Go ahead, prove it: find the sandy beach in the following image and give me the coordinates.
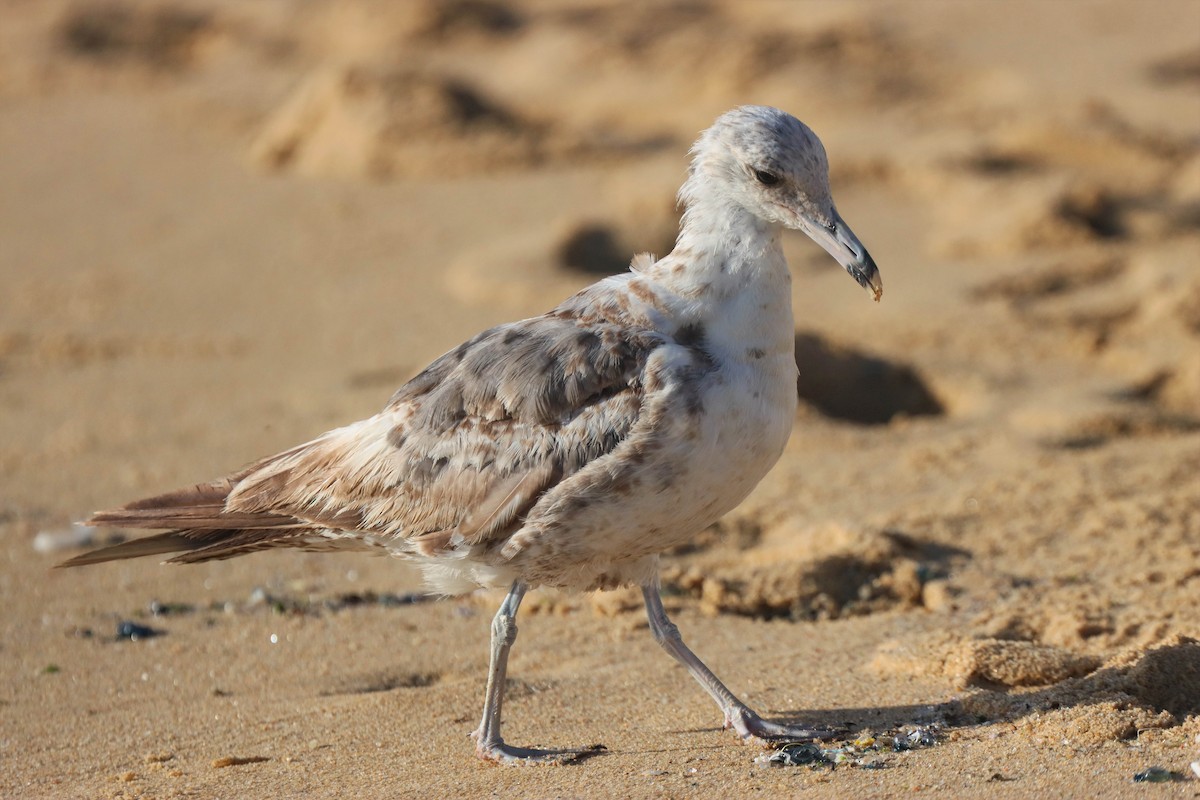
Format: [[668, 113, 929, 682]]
[[2, 1, 1199, 797]]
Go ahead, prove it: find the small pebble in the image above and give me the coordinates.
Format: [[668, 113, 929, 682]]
[[921, 579, 953, 611], [1190, 761, 1200, 779], [1132, 766, 1176, 783], [894, 726, 939, 751], [32, 525, 96, 554], [116, 621, 162, 641], [212, 756, 269, 768], [380, 591, 434, 606], [149, 600, 194, 616], [246, 587, 271, 608], [763, 742, 824, 767]]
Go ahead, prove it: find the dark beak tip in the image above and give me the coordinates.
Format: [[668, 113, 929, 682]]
[[847, 261, 882, 303]]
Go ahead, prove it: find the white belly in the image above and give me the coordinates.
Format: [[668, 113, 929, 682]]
[[641, 350, 798, 546], [498, 346, 797, 591]]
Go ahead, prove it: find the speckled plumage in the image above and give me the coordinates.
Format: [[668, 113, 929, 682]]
[[62, 106, 882, 763]]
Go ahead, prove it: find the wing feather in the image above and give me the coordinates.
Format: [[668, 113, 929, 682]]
[[63, 304, 664, 567]]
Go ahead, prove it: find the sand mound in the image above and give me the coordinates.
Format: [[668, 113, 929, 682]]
[[245, 1, 939, 185], [407, 0, 526, 42], [1122, 637, 1200, 718], [57, 2, 214, 71], [1148, 46, 1200, 87], [251, 66, 552, 179], [561, 5, 930, 100], [1147, 357, 1200, 416], [969, 698, 1176, 746], [962, 637, 1200, 743], [875, 636, 1198, 743], [972, 258, 1125, 308], [871, 635, 1100, 689], [663, 526, 961, 620], [919, 110, 1198, 259], [250, 64, 668, 179], [945, 640, 1101, 688]]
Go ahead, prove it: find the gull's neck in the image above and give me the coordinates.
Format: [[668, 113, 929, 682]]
[[638, 174, 795, 357], [648, 176, 789, 301]]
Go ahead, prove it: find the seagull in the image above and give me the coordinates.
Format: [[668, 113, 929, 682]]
[[60, 105, 881, 764]]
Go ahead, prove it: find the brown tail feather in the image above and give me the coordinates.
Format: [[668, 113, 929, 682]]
[[62, 469, 313, 568], [87, 506, 306, 530], [163, 530, 318, 564], [119, 478, 242, 511], [57, 527, 327, 567], [56, 529, 233, 567], [86, 459, 319, 532]]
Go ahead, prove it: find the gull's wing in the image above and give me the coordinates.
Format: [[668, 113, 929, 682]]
[[60, 303, 672, 567]]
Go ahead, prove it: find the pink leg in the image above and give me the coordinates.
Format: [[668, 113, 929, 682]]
[[642, 580, 838, 741], [472, 582, 601, 764]]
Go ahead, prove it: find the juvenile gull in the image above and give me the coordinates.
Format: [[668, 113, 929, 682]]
[[61, 105, 882, 764]]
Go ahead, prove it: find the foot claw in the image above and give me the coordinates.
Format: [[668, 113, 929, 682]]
[[747, 724, 843, 743], [731, 712, 843, 743], [476, 741, 606, 766]]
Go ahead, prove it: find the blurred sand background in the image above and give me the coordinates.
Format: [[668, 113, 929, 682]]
[[2, 0, 1199, 797]]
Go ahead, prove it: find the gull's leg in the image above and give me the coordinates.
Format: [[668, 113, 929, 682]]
[[472, 582, 596, 764], [642, 579, 838, 742]]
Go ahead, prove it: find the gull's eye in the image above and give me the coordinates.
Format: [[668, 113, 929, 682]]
[[753, 169, 780, 186]]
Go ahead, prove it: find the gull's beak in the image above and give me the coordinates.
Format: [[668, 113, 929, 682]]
[[799, 210, 883, 302]]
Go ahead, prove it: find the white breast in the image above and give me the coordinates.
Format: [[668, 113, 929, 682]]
[[492, 252, 798, 590]]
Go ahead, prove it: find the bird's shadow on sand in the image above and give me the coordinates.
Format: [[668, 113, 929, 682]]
[[654, 701, 958, 745], [764, 701, 962, 736]]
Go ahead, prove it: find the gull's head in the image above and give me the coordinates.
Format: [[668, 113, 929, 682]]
[[684, 105, 882, 301]]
